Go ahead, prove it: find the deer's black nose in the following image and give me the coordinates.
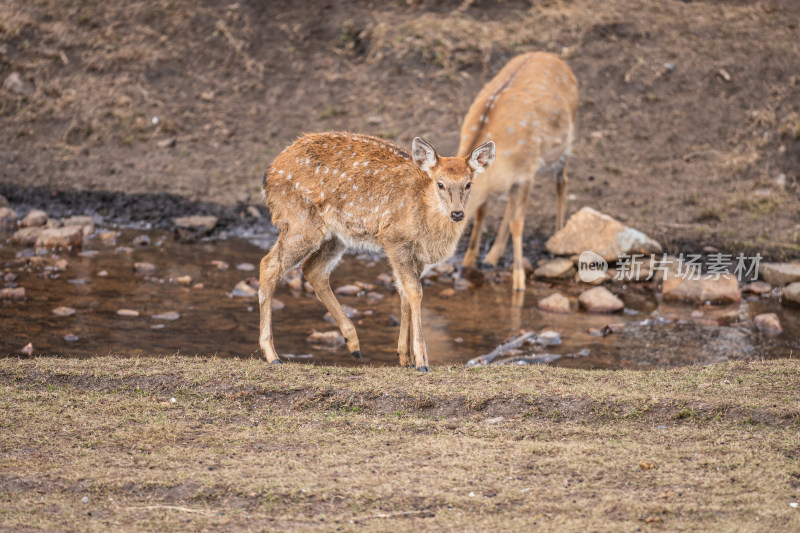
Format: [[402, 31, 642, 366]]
[[450, 210, 464, 221]]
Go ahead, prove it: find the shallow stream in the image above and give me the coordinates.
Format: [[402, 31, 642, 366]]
[[2, 228, 798, 369]]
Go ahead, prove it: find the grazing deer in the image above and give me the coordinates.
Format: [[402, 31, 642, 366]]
[[459, 52, 579, 291], [259, 132, 495, 371]]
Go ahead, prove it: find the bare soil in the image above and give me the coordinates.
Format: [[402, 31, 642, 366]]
[[1, 0, 799, 258], [1, 356, 799, 531]]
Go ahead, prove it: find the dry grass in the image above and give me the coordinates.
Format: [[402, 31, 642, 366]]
[[1, 356, 799, 531]]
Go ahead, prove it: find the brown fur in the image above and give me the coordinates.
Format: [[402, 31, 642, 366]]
[[458, 52, 579, 291], [258, 132, 494, 370]]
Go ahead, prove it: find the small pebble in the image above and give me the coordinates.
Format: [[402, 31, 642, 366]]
[[132, 235, 151, 247], [97, 270, 108, 277], [1, 287, 26, 301], [306, 330, 345, 349], [52, 306, 76, 317], [211, 260, 229, 270], [232, 281, 257, 298], [754, 313, 782, 336], [174, 275, 192, 286], [134, 262, 156, 274], [117, 309, 139, 317], [153, 311, 180, 321], [20, 342, 33, 355], [334, 284, 361, 296], [236, 263, 256, 271], [743, 281, 772, 294], [63, 333, 79, 342], [98, 231, 119, 242], [537, 330, 562, 346]]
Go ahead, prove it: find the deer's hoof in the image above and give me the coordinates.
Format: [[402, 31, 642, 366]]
[[351, 350, 363, 361], [417, 366, 430, 373], [270, 359, 283, 365]]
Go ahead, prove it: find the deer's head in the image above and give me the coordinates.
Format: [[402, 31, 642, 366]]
[[412, 137, 495, 222]]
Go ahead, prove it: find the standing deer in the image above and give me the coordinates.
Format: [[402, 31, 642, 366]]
[[259, 132, 495, 371], [459, 52, 579, 291]]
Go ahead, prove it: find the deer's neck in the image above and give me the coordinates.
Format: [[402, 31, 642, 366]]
[[417, 191, 466, 265]]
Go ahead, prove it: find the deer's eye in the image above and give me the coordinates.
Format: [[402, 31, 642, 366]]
[[465, 182, 471, 190], [437, 182, 444, 190]]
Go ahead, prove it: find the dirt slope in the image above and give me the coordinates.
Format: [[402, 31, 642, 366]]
[[1, 0, 799, 258]]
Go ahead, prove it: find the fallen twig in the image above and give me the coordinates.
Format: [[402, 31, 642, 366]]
[[466, 330, 537, 366]]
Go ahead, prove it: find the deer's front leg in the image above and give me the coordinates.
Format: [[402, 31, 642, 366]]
[[397, 273, 427, 372], [396, 290, 413, 367], [386, 248, 427, 371]]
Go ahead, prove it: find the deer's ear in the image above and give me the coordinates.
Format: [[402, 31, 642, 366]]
[[412, 137, 439, 173], [468, 141, 495, 173]]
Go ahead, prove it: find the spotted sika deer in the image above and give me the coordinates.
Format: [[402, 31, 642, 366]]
[[459, 52, 579, 290], [259, 133, 495, 371]]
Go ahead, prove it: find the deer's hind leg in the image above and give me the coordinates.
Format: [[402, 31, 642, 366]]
[[462, 202, 487, 268], [509, 180, 533, 291], [483, 193, 514, 267], [302, 237, 363, 360], [554, 154, 569, 232], [259, 224, 324, 364]]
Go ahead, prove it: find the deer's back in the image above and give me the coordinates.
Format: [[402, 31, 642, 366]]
[[460, 53, 578, 202], [264, 132, 428, 250]]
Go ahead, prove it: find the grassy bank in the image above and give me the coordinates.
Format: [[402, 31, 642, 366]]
[[1, 357, 799, 531]]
